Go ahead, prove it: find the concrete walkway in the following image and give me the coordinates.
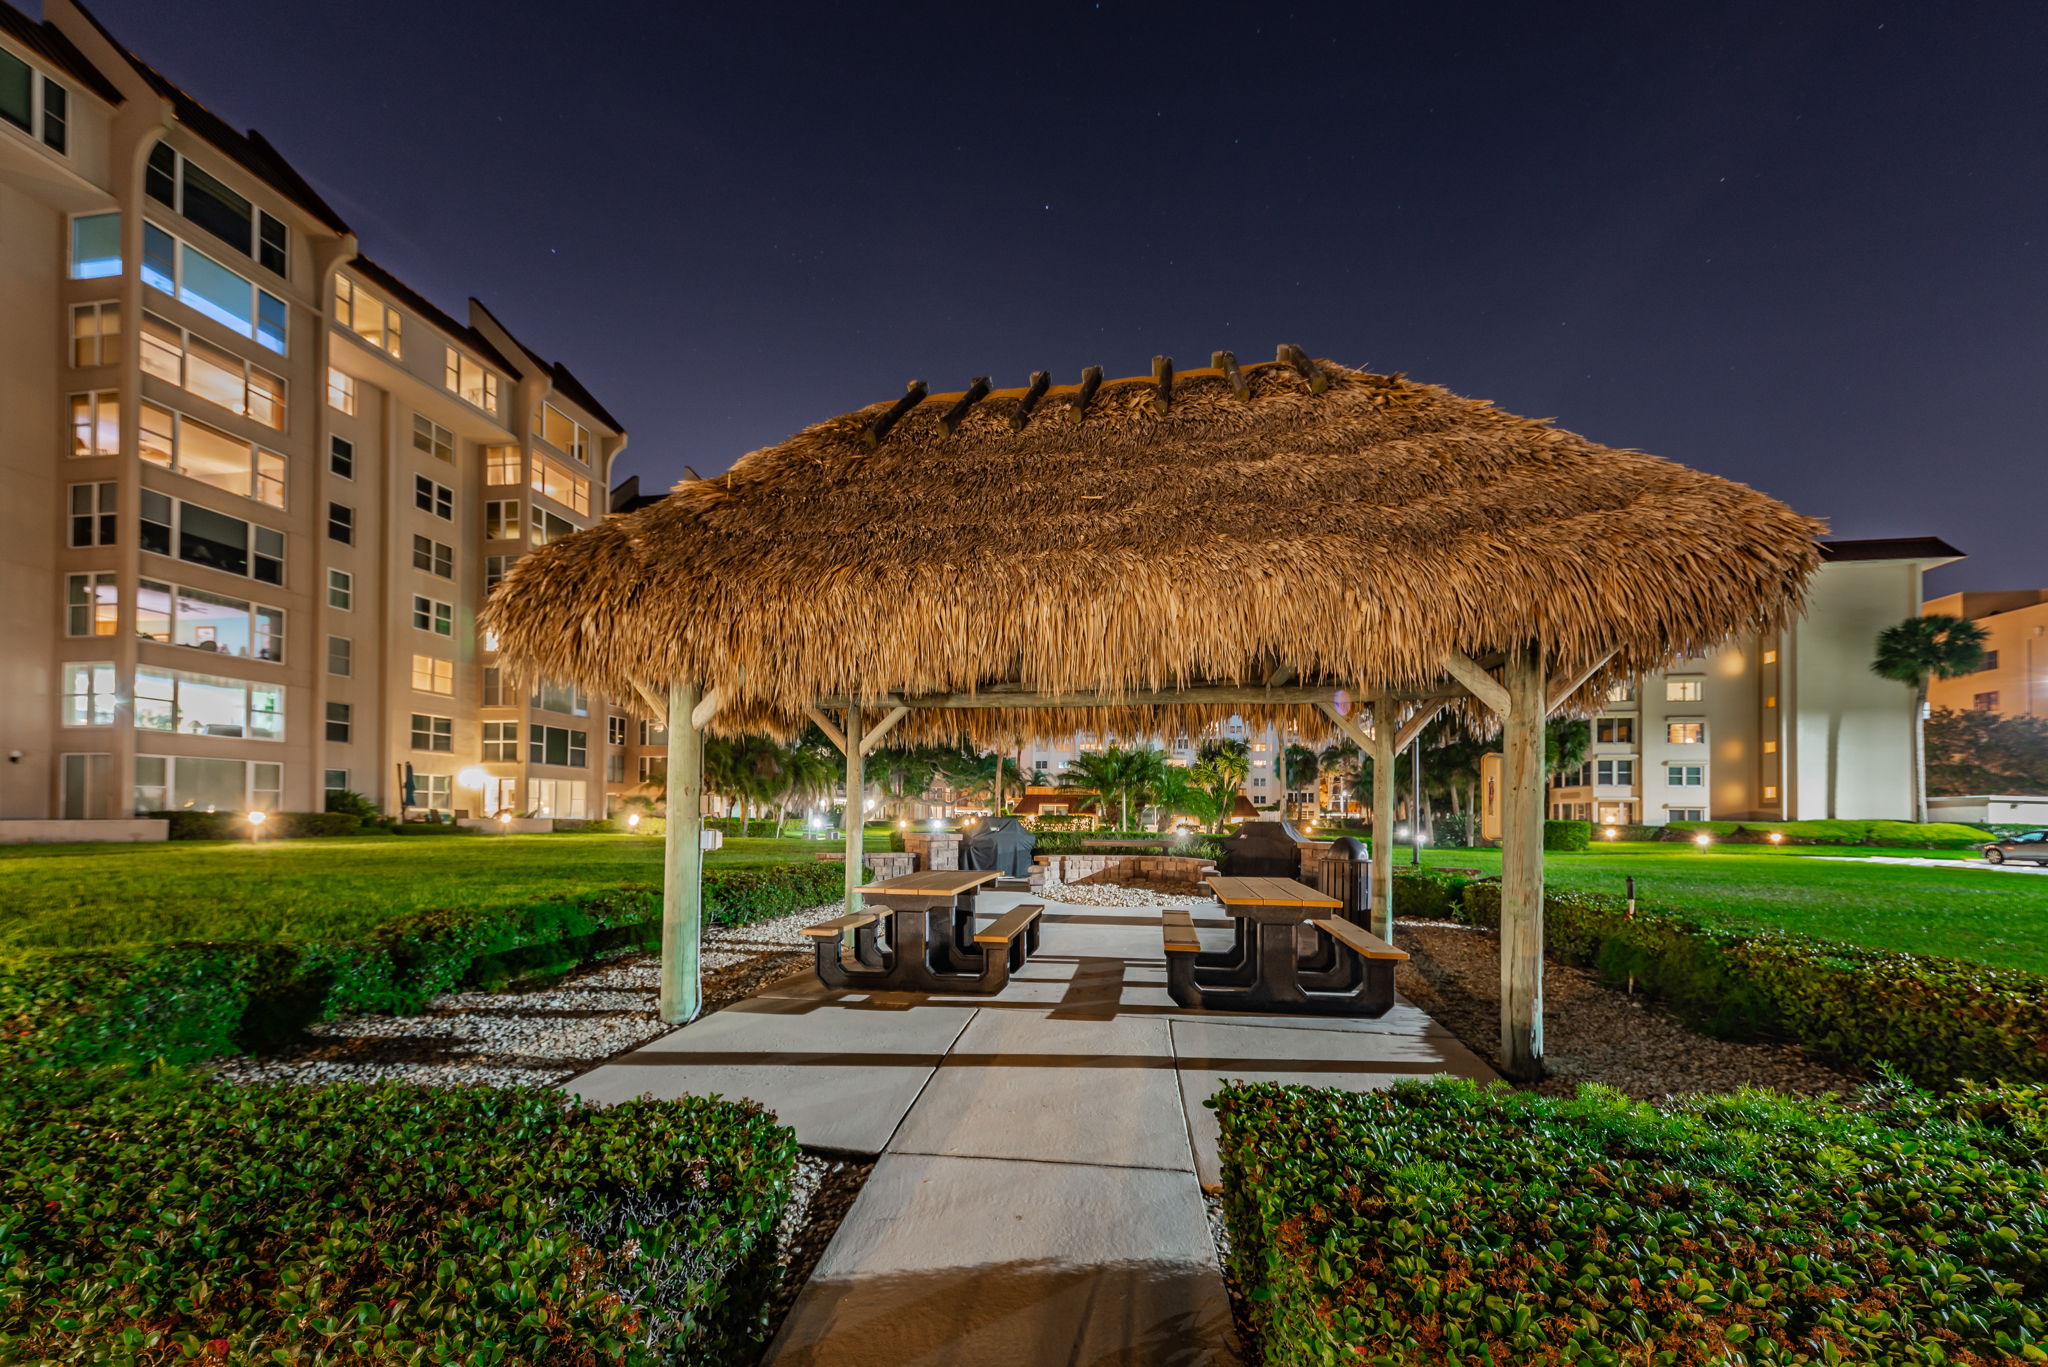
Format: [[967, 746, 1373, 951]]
[[570, 891, 1495, 1366]]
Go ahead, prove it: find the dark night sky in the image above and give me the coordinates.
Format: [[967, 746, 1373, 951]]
[[82, 0, 2048, 592]]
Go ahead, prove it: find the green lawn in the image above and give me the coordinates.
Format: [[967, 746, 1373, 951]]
[[1414, 842, 2048, 974], [0, 831, 885, 957]]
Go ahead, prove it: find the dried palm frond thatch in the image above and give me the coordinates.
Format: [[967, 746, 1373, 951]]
[[484, 354, 1824, 741]]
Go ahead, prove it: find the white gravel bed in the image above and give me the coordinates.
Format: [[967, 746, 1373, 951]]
[[1039, 880, 1205, 907], [1811, 855, 2048, 873], [217, 904, 840, 1090]]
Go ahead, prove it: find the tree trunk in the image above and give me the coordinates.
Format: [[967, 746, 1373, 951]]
[[1913, 679, 1929, 825], [774, 784, 791, 839]]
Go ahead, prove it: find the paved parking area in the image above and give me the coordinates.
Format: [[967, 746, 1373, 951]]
[[570, 892, 1494, 1366]]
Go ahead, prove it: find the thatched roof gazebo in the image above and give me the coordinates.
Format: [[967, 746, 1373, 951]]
[[486, 347, 1823, 1080]]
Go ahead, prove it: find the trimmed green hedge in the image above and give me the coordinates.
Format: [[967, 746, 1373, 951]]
[[1544, 818, 1592, 851], [1461, 882, 2048, 1083], [1391, 868, 1469, 921], [1212, 1076, 2048, 1367], [0, 1073, 800, 1364], [150, 809, 366, 840], [0, 862, 849, 1072], [1668, 818, 1993, 849]]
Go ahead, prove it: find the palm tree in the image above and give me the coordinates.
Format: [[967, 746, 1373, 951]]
[[1194, 738, 1251, 833], [1155, 761, 1229, 831], [1873, 614, 1988, 823], [1317, 737, 1361, 816], [770, 734, 838, 837], [1282, 743, 1321, 819]]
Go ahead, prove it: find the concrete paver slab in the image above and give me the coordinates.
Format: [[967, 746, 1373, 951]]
[[887, 1011, 1192, 1170], [1170, 1016, 1497, 1187], [567, 995, 976, 1154], [763, 1152, 1238, 1367]]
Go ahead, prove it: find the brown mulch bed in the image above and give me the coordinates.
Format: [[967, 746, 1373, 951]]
[[1393, 920, 1861, 1099]]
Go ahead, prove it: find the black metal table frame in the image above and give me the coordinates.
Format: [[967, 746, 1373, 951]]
[[814, 889, 1019, 993], [1170, 905, 1394, 1016]]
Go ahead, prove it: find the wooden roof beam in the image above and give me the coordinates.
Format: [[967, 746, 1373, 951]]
[[861, 379, 928, 450], [1276, 343, 1329, 394], [1068, 365, 1103, 422], [936, 377, 992, 437], [1212, 350, 1250, 400], [1010, 370, 1052, 431], [1151, 355, 1174, 415]]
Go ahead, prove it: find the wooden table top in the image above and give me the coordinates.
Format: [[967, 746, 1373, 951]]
[[1206, 875, 1341, 910], [860, 868, 1002, 898]]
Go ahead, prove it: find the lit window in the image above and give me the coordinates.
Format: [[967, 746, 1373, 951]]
[[444, 350, 499, 413], [1665, 679, 1703, 702], [69, 391, 120, 458], [1594, 717, 1635, 744], [529, 506, 574, 545], [132, 579, 284, 662], [142, 220, 288, 353], [328, 368, 358, 415], [1762, 740, 1777, 754], [410, 713, 453, 753], [530, 452, 589, 514], [327, 569, 353, 610], [607, 715, 627, 746], [140, 314, 287, 429], [1762, 649, 1778, 665], [536, 401, 588, 460], [132, 665, 284, 739], [1762, 785, 1779, 801], [412, 415, 453, 463], [333, 275, 401, 356], [65, 574, 119, 637], [61, 662, 118, 726], [137, 401, 287, 507], [485, 446, 520, 484], [411, 654, 453, 695], [1667, 722, 1704, 745], [71, 302, 120, 366], [69, 213, 120, 279], [1974, 692, 2000, 712]]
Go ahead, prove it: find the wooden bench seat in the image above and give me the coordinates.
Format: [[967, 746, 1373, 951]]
[[1162, 906, 1203, 954], [1307, 916, 1409, 961], [799, 911, 878, 937], [974, 902, 1044, 969]]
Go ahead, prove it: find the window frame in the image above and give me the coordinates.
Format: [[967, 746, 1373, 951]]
[[65, 572, 120, 638], [414, 475, 453, 520], [411, 594, 454, 636], [133, 576, 286, 664], [141, 218, 288, 354], [2, 50, 69, 152], [60, 661, 118, 726], [409, 712, 454, 753], [145, 141, 289, 277], [327, 367, 358, 415], [332, 275, 402, 357], [138, 399, 287, 508], [138, 490, 285, 586], [70, 301, 121, 366]]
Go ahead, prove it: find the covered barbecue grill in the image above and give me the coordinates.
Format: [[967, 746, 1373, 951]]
[[962, 815, 1036, 876], [1220, 819, 1315, 878]]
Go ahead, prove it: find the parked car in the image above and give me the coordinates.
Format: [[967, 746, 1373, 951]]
[[1982, 830, 2048, 864]]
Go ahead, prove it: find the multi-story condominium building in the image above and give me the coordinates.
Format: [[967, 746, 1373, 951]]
[[1541, 537, 1961, 828], [1923, 589, 2048, 722], [0, 0, 626, 828]]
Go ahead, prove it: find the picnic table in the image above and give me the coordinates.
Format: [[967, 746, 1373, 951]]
[[802, 869, 1043, 994], [1163, 875, 1406, 1016]]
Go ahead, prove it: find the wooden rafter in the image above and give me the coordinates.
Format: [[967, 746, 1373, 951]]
[[1010, 370, 1052, 431]]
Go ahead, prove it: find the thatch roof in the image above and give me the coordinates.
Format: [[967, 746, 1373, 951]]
[[485, 352, 1824, 744]]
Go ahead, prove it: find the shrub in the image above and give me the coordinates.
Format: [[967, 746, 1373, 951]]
[[1390, 867, 1470, 921], [1460, 881, 2048, 1083], [324, 787, 384, 821], [1670, 818, 1994, 848], [1543, 818, 1591, 851], [1212, 1076, 2048, 1367], [150, 810, 362, 840], [0, 1074, 800, 1365], [1430, 812, 1473, 848], [388, 820, 478, 835], [0, 862, 850, 1071]]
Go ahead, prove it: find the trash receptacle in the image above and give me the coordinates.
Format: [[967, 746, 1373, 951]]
[[1319, 836, 1371, 921]]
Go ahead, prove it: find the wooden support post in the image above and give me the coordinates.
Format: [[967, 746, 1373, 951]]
[[1370, 693, 1397, 941], [1499, 642, 1547, 1082], [843, 704, 865, 914], [660, 679, 704, 1025], [1010, 371, 1052, 431]]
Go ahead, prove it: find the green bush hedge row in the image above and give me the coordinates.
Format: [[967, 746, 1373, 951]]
[[1212, 1076, 2048, 1367], [0, 862, 848, 1072], [150, 809, 369, 840], [1544, 818, 1592, 851], [1667, 818, 1993, 849], [1460, 881, 2048, 1084], [0, 1073, 800, 1365]]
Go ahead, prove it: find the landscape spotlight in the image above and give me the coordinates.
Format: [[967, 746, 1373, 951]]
[[1693, 833, 1712, 848], [497, 811, 512, 830], [899, 818, 908, 829], [1768, 831, 1785, 844], [626, 812, 641, 830], [247, 809, 266, 843], [1603, 826, 1620, 840]]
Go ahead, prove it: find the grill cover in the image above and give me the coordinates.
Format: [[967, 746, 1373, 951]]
[[962, 816, 1036, 876], [1220, 819, 1314, 878]]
